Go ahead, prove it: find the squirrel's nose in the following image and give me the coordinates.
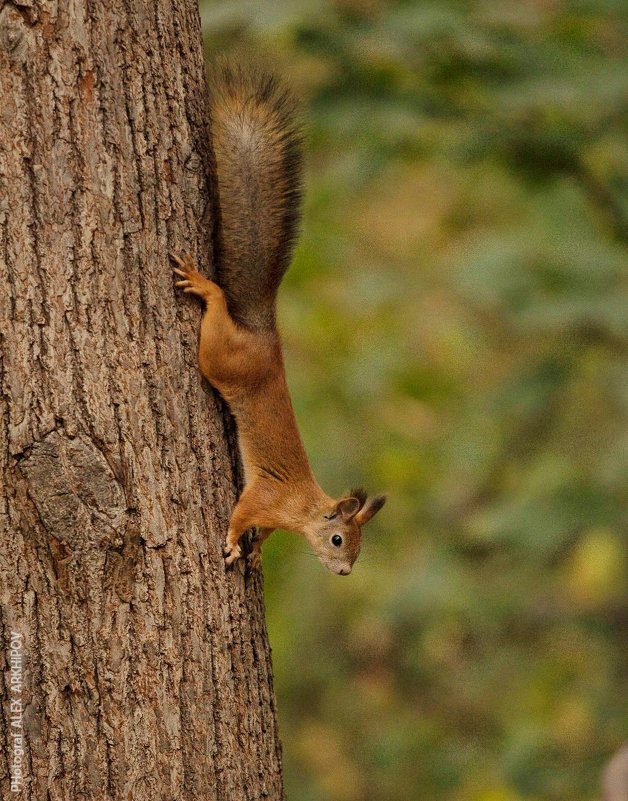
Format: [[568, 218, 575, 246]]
[[338, 567, 351, 576]]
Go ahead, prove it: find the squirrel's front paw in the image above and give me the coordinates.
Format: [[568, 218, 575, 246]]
[[223, 542, 242, 567]]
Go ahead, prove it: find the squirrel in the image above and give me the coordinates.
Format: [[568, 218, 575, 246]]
[[171, 63, 386, 575]]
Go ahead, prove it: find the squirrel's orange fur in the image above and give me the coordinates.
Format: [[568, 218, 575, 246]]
[[172, 65, 385, 574]]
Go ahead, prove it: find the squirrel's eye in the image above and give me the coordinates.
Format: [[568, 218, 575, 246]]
[[331, 534, 343, 547]]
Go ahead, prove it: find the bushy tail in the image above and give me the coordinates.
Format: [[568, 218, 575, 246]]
[[209, 63, 303, 331]]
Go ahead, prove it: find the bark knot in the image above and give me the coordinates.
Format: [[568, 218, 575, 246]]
[[0, 4, 34, 64], [18, 429, 126, 549]]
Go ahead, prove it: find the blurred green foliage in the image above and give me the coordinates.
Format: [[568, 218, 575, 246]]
[[200, 1, 627, 799]]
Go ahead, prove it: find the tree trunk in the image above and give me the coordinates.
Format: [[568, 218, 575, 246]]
[[0, 2, 284, 799]]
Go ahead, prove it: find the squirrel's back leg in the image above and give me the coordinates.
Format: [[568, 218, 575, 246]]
[[171, 253, 243, 382]]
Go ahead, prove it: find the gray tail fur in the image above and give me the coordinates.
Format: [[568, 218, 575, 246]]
[[209, 63, 303, 330]]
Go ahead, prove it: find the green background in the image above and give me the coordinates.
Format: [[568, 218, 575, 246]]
[[200, 2, 627, 799]]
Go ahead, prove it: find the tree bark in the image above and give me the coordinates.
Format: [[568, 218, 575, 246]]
[[0, 2, 284, 799]]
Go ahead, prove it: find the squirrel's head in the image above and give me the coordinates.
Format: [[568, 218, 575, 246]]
[[306, 489, 386, 576]]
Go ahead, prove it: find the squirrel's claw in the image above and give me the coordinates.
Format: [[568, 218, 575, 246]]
[[169, 252, 195, 271], [172, 260, 219, 301], [223, 542, 242, 567]]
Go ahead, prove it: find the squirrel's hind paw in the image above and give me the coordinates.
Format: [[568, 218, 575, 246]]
[[169, 252, 195, 272], [171, 259, 218, 301]]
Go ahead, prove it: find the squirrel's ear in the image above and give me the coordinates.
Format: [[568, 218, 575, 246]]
[[332, 497, 361, 521], [355, 494, 386, 526]]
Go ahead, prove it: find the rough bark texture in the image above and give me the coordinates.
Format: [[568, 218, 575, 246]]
[[0, 1, 284, 799]]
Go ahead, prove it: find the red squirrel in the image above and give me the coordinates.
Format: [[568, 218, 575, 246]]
[[172, 64, 385, 575]]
